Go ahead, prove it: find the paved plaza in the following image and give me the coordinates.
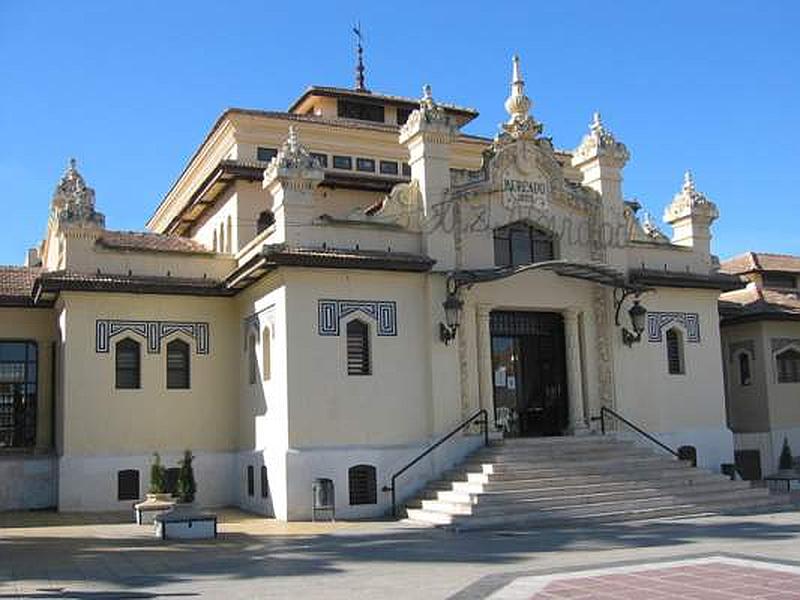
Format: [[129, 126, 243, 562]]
[[2, 508, 800, 599]]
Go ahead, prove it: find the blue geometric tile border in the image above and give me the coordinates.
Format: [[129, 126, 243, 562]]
[[318, 299, 397, 336]]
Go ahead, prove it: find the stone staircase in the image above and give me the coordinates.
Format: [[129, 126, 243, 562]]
[[403, 435, 789, 530]]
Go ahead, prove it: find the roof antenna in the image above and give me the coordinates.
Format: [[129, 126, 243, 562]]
[[353, 22, 368, 92]]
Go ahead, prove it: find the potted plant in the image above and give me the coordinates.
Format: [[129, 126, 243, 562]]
[[779, 437, 794, 472], [175, 450, 197, 504], [134, 452, 175, 524]]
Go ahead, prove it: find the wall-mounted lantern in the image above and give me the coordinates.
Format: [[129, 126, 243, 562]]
[[440, 277, 464, 345], [614, 285, 649, 348], [621, 299, 647, 347]]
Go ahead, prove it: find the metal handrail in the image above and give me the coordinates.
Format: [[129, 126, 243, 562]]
[[594, 405, 680, 459], [383, 408, 489, 517]]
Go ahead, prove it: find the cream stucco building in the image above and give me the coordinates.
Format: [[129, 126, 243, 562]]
[[0, 57, 745, 519]]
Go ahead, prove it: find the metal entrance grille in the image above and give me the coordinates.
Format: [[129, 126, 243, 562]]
[[490, 311, 562, 336]]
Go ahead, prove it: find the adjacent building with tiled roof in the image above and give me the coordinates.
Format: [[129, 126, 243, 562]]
[[719, 252, 800, 480]]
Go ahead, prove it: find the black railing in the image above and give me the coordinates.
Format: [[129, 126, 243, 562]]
[[383, 408, 489, 518], [593, 405, 680, 459]]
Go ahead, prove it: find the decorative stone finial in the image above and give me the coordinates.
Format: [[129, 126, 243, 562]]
[[497, 55, 542, 142], [263, 126, 324, 189], [664, 170, 718, 224], [641, 210, 668, 241], [50, 158, 105, 228], [573, 111, 629, 167]]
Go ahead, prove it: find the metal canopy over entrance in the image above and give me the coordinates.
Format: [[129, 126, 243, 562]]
[[452, 260, 628, 289]]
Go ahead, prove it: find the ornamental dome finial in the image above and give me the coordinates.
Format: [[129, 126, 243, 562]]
[[504, 54, 532, 123], [683, 170, 695, 191], [50, 157, 105, 228]]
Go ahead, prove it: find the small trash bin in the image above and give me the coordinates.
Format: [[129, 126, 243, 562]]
[[312, 478, 335, 522], [677, 445, 697, 467]]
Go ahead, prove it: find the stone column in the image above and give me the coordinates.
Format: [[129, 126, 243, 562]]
[[564, 308, 588, 434], [476, 304, 493, 414]]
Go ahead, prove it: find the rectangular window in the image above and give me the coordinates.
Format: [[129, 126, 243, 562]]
[[0, 341, 37, 449], [256, 147, 278, 162], [247, 465, 254, 497], [666, 329, 685, 375], [310, 152, 328, 168], [164, 467, 180, 495], [396, 107, 413, 125], [337, 100, 385, 123], [117, 469, 140, 501], [356, 158, 375, 173], [763, 273, 796, 289], [333, 155, 353, 170], [379, 160, 399, 175], [401, 163, 411, 177]]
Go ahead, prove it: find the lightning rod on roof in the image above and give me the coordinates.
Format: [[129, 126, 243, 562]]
[[353, 22, 368, 92]]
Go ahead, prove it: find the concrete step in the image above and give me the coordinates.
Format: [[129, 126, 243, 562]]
[[406, 493, 787, 530], [467, 458, 692, 480], [437, 478, 752, 506], [421, 486, 772, 517], [467, 448, 657, 465]]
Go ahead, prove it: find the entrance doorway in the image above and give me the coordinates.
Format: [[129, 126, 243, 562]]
[[490, 311, 568, 437]]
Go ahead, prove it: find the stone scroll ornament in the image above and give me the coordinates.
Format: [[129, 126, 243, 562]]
[[317, 300, 397, 337], [96, 320, 209, 354], [646, 312, 700, 343]]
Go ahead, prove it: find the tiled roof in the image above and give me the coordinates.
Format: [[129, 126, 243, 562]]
[[0, 266, 41, 305], [720, 252, 800, 275], [97, 231, 212, 255], [719, 284, 800, 323], [34, 270, 231, 300]]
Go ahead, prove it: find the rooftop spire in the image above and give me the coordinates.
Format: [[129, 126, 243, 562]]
[[353, 23, 367, 92], [504, 54, 532, 124]]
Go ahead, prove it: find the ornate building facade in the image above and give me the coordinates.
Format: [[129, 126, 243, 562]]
[[0, 57, 741, 518]]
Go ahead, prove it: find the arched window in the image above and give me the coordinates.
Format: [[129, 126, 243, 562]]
[[246, 465, 254, 497], [260, 466, 269, 498], [226, 215, 232, 253], [166, 339, 190, 389], [666, 328, 685, 375], [257, 211, 275, 234], [248, 333, 258, 385], [212, 230, 218, 252], [219, 223, 226, 255], [348, 464, 377, 505], [262, 327, 271, 381], [738, 352, 752, 386], [777, 348, 800, 383], [493, 222, 554, 267], [115, 338, 141, 389], [346, 319, 371, 376]]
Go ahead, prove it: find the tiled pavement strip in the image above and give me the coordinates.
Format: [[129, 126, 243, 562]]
[[2, 507, 800, 598]]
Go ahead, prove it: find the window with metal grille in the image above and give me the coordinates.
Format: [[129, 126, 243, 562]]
[[115, 338, 141, 389], [164, 467, 180, 495], [260, 466, 269, 498], [333, 155, 353, 170], [738, 352, 752, 386], [248, 333, 258, 385], [346, 320, 371, 376], [117, 469, 140, 501], [493, 222, 555, 267], [348, 464, 377, 505], [166, 339, 190, 389], [777, 348, 800, 383], [666, 328, 685, 375], [247, 465, 254, 497], [0, 341, 37, 449]]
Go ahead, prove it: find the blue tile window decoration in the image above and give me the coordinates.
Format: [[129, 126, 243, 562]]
[[318, 300, 397, 337], [96, 320, 210, 354], [646, 312, 700, 344]]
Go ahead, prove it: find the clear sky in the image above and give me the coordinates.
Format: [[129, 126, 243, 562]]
[[1, 1, 798, 265]]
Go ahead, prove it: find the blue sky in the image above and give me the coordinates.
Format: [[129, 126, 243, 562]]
[[1, 1, 798, 265]]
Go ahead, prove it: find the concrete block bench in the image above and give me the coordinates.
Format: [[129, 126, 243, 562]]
[[154, 504, 217, 540]]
